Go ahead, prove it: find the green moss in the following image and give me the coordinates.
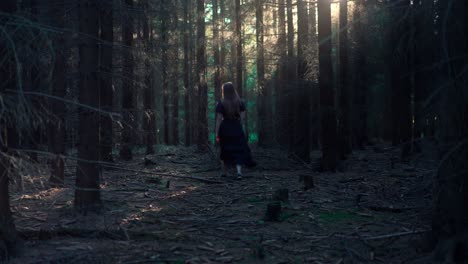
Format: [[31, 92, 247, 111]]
[[249, 132, 258, 144]]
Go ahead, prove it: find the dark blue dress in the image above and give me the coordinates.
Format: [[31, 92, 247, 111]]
[[216, 100, 250, 165]]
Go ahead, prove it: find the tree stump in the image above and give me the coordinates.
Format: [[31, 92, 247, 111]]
[[264, 201, 281, 221], [301, 175, 314, 190]]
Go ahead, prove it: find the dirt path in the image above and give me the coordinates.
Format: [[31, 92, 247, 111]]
[[8, 144, 437, 263]]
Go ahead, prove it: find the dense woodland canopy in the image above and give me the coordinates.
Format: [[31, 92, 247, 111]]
[[0, 0, 467, 262]]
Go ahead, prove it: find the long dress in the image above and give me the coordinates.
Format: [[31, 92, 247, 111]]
[[216, 100, 250, 165]]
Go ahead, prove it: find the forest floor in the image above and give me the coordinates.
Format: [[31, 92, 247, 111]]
[[7, 142, 439, 264]]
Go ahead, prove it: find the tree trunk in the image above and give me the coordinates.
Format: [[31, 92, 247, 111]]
[[390, 0, 411, 158], [229, 1, 236, 82], [190, 2, 198, 145], [352, 0, 368, 150], [161, 0, 170, 145], [99, 0, 114, 162], [275, 0, 287, 146], [382, 17, 393, 143], [25, 0, 40, 162], [337, 0, 351, 158], [213, 0, 222, 144], [171, 0, 180, 145], [48, 0, 67, 186], [119, 0, 134, 160], [0, 1, 21, 259], [213, 0, 222, 102], [235, 0, 243, 97], [292, 0, 310, 161], [143, 0, 155, 154], [75, 0, 101, 210], [183, 0, 191, 146], [286, 0, 294, 58], [429, 1, 468, 261], [256, 0, 269, 147], [309, 2, 320, 150], [431, 0, 468, 225], [272, 0, 277, 35], [196, 0, 208, 150], [220, 0, 226, 78], [413, 0, 435, 142], [243, 52, 249, 140], [286, 0, 296, 152], [318, 0, 337, 171], [0, 152, 20, 260]]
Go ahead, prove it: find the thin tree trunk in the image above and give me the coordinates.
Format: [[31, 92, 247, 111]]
[[190, 2, 198, 145], [292, 0, 310, 161], [390, 0, 411, 158], [29, 0, 40, 162], [235, 0, 243, 97], [48, 0, 67, 186], [0, 1, 21, 259], [318, 0, 338, 171], [0, 130, 20, 258], [183, 0, 191, 146], [171, 0, 180, 145], [272, 0, 277, 35], [119, 0, 134, 160], [286, 0, 296, 152], [143, 0, 155, 154], [161, 0, 170, 145], [338, 0, 351, 158], [75, 0, 101, 210], [243, 51, 249, 140], [276, 0, 287, 146], [413, 0, 433, 143], [278, 0, 286, 65], [309, 2, 320, 150], [220, 0, 226, 78], [286, 0, 294, 57], [382, 14, 393, 142], [256, 0, 267, 147], [213, 0, 222, 143], [99, 0, 114, 161], [229, 1, 236, 82], [0, 150, 20, 260], [197, 0, 208, 150], [353, 1, 368, 150], [213, 0, 222, 102]]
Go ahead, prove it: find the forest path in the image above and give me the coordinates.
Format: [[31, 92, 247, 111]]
[[9, 144, 437, 263]]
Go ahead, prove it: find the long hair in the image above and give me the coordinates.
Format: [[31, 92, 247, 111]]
[[221, 82, 241, 119]]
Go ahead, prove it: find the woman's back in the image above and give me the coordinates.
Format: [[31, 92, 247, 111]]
[[216, 100, 245, 120]]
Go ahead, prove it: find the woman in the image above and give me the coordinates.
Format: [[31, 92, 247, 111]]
[[215, 82, 249, 179]]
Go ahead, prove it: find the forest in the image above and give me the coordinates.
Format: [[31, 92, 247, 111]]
[[0, 0, 467, 263]]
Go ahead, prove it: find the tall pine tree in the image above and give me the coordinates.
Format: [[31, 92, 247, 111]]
[[318, 0, 338, 171], [75, 0, 101, 210]]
